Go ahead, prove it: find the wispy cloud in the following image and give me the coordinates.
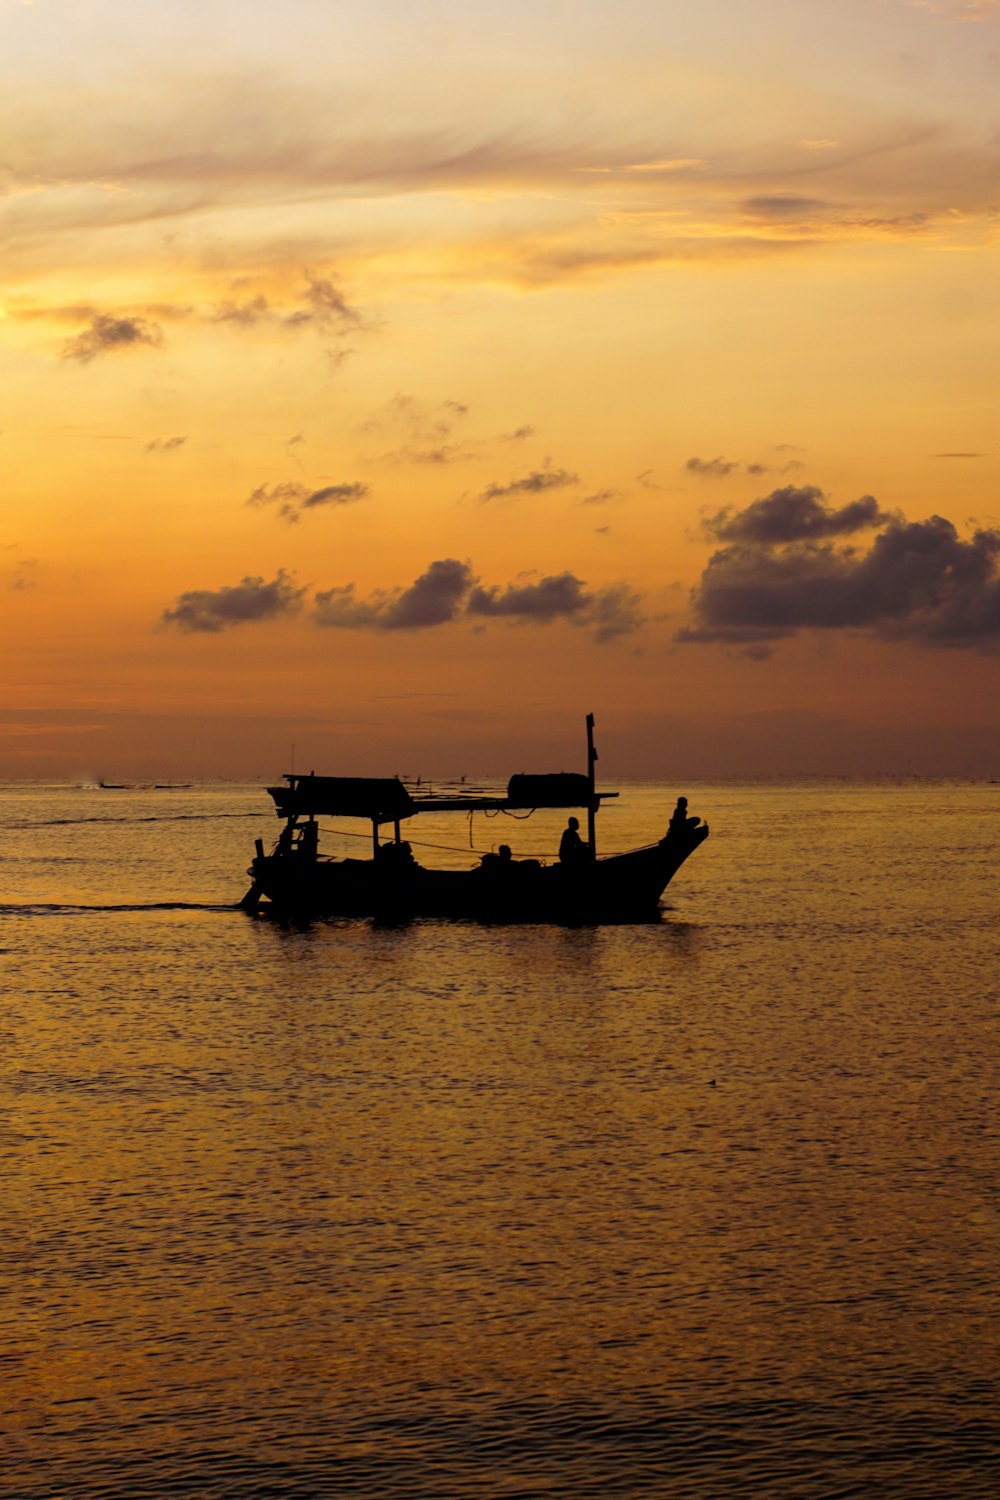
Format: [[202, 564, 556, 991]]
[[906, 1, 1000, 19], [62, 313, 164, 362], [247, 479, 370, 524], [479, 463, 579, 502], [686, 455, 798, 481], [359, 395, 476, 465]]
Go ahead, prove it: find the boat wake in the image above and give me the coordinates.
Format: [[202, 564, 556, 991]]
[[0, 901, 242, 916], [15, 811, 262, 830]]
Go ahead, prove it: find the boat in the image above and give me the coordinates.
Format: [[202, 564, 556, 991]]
[[240, 715, 709, 923]]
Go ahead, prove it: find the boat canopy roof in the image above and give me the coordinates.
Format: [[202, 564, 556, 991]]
[[268, 768, 616, 822], [268, 775, 416, 822], [505, 773, 592, 808]]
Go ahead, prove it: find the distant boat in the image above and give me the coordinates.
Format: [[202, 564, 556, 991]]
[[240, 716, 709, 923], [154, 782, 192, 790]]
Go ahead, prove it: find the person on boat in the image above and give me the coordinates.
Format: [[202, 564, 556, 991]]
[[559, 816, 587, 864], [667, 796, 701, 838], [479, 843, 513, 873], [377, 839, 415, 867]]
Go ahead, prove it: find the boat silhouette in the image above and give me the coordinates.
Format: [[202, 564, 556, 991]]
[[240, 716, 709, 923]]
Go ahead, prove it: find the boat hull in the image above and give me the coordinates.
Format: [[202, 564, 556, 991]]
[[247, 824, 709, 924]]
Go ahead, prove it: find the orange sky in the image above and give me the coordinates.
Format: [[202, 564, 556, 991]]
[[2, 0, 998, 778]]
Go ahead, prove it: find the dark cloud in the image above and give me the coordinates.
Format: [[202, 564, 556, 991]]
[[679, 507, 1000, 651], [479, 465, 579, 502], [161, 570, 305, 633], [62, 313, 164, 363], [503, 425, 535, 442], [704, 486, 893, 544], [302, 482, 369, 509], [468, 570, 643, 641], [579, 488, 620, 506], [385, 558, 475, 629], [468, 572, 589, 622], [586, 583, 646, 643], [315, 559, 475, 631], [146, 435, 186, 454], [247, 479, 369, 523], [315, 560, 644, 642]]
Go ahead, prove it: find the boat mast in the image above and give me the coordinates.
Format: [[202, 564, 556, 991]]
[[586, 712, 598, 858]]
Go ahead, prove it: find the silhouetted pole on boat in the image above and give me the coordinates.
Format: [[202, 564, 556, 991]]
[[586, 712, 598, 859]]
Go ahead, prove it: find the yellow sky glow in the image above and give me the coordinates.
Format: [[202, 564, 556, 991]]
[[2, 0, 998, 778]]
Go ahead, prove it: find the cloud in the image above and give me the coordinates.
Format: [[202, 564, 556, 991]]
[[146, 435, 186, 454], [740, 196, 831, 219], [704, 486, 894, 544], [161, 570, 305, 633], [247, 479, 369, 523], [468, 572, 590, 622], [315, 560, 645, 642], [384, 558, 476, 629], [62, 313, 164, 363], [906, 1, 1000, 18], [302, 482, 369, 509], [479, 464, 579, 502], [212, 294, 272, 326], [315, 558, 475, 631], [687, 456, 740, 478], [687, 456, 799, 482], [5, 55, 1000, 307], [283, 273, 360, 331], [679, 499, 1000, 651], [468, 572, 643, 642], [210, 274, 361, 334], [359, 394, 476, 465], [9, 558, 39, 592]]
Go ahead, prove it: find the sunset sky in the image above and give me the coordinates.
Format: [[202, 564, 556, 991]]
[[2, 0, 998, 779]]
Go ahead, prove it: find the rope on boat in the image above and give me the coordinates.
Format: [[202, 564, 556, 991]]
[[309, 820, 499, 859]]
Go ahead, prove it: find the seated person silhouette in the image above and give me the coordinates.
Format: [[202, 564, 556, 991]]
[[479, 843, 514, 873], [559, 816, 587, 865], [667, 796, 701, 838]]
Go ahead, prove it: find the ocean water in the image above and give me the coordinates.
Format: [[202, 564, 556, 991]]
[[2, 778, 998, 1498]]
